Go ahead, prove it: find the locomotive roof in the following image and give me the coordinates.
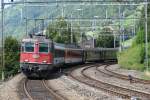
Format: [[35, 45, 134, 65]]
[[22, 35, 52, 43]]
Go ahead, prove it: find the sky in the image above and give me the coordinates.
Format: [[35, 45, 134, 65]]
[[0, 0, 12, 4], [0, 0, 21, 8], [0, 0, 13, 7]]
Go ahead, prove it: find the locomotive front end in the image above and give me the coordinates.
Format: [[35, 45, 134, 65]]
[[20, 36, 53, 78]]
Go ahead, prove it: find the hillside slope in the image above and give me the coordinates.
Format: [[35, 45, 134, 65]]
[[1, 0, 140, 39]]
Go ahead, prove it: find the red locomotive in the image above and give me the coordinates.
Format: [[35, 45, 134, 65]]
[[20, 34, 84, 78]]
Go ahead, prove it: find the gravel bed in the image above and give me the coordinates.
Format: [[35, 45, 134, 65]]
[[47, 70, 122, 100], [71, 67, 125, 100], [88, 66, 150, 94], [0, 73, 25, 100], [108, 64, 144, 79]]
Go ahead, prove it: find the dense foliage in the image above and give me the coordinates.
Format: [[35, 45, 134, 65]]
[[0, 36, 20, 79], [135, 4, 150, 44], [0, 0, 139, 38], [96, 36, 114, 48], [96, 27, 119, 48], [46, 17, 81, 44], [118, 4, 150, 71]]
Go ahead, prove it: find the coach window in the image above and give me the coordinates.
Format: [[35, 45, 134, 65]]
[[25, 42, 34, 52], [39, 43, 48, 53]]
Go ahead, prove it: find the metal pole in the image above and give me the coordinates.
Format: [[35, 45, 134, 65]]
[[113, 31, 116, 48], [24, 0, 28, 36], [41, 19, 44, 32], [76, 8, 82, 44], [133, 14, 136, 37], [1, 0, 5, 80], [119, 5, 122, 52], [93, 34, 95, 48], [62, 4, 64, 17], [106, 9, 108, 19], [20, 8, 23, 22], [25, 18, 28, 35], [92, 17, 94, 48], [122, 12, 125, 50], [93, 16, 98, 48], [71, 13, 73, 43], [145, 0, 149, 70]]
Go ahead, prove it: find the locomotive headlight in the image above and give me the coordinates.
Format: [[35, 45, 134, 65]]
[[24, 59, 29, 62], [42, 60, 47, 63]]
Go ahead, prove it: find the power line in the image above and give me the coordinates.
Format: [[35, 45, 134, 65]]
[[2, 0, 149, 6], [24, 17, 144, 21]]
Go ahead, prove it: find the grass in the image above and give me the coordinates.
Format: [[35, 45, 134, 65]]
[[118, 43, 150, 80], [122, 37, 135, 47], [118, 44, 150, 71], [118, 44, 145, 71], [140, 71, 150, 80]]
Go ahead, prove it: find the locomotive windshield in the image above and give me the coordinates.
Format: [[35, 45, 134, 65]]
[[24, 42, 34, 52], [39, 43, 48, 53]]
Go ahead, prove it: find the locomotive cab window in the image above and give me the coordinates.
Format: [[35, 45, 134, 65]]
[[24, 42, 34, 52], [39, 43, 48, 53]]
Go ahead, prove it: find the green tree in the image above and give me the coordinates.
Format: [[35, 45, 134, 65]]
[[118, 4, 150, 71], [96, 35, 114, 48], [96, 27, 118, 48], [4, 36, 20, 78], [135, 4, 150, 44], [46, 17, 78, 44]]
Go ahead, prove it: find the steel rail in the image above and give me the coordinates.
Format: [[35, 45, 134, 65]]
[[42, 80, 67, 100], [83, 65, 150, 98], [23, 79, 67, 100], [70, 64, 150, 99], [103, 65, 150, 84], [70, 64, 131, 99], [23, 79, 33, 100]]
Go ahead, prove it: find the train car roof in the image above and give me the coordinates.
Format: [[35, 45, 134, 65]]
[[84, 48, 119, 51]]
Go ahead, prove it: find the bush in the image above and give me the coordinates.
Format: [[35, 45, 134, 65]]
[[4, 36, 20, 78], [46, 17, 79, 44], [96, 35, 115, 48], [118, 4, 150, 72], [118, 44, 147, 71]]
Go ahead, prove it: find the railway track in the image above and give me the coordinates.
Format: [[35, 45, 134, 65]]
[[23, 78, 67, 100], [70, 64, 150, 100], [70, 65, 130, 99], [103, 65, 150, 84]]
